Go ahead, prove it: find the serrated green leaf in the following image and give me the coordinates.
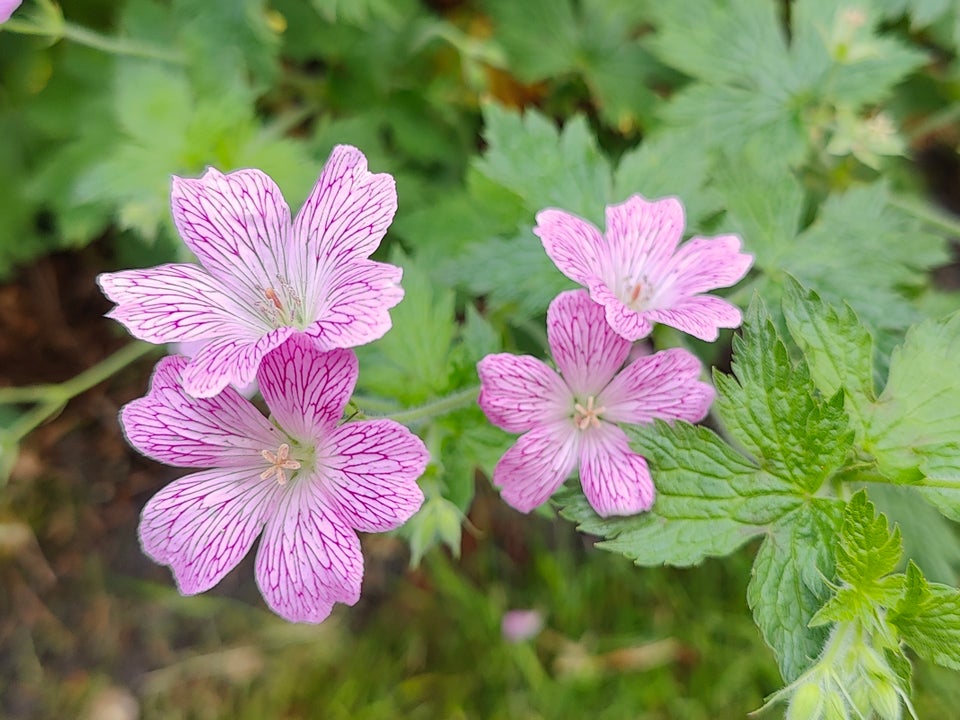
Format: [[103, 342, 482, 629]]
[[714, 299, 853, 491], [747, 499, 844, 681], [866, 313, 960, 487], [835, 492, 904, 599], [472, 104, 612, 223], [782, 278, 876, 436], [890, 562, 960, 670], [556, 422, 800, 567]]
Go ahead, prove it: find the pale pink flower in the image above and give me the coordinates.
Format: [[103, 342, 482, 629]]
[[535, 195, 753, 342], [0, 1, 21, 23], [99, 145, 403, 398], [478, 290, 714, 517], [502, 609, 545, 642], [122, 335, 428, 623]]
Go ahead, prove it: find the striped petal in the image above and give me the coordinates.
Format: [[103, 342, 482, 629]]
[[579, 423, 654, 517], [477, 353, 571, 433], [492, 421, 579, 513]]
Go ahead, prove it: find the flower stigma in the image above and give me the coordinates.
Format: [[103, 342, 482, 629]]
[[573, 396, 605, 430], [260, 442, 301, 485]]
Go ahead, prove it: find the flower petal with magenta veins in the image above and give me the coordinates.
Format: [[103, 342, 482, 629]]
[[305, 259, 403, 349], [121, 356, 280, 468], [600, 347, 714, 426], [320, 419, 428, 533], [547, 289, 631, 396], [98, 264, 261, 344], [255, 481, 363, 624], [257, 337, 358, 441], [291, 145, 398, 309], [604, 195, 685, 281], [647, 295, 744, 342], [535, 208, 609, 286], [660, 234, 754, 297], [588, 280, 654, 342], [181, 327, 296, 399], [493, 421, 579, 513], [139, 467, 278, 595], [171, 168, 291, 306], [579, 423, 654, 517], [477, 353, 571, 433]]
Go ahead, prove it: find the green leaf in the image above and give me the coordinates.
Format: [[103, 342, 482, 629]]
[[835, 492, 904, 603], [556, 421, 799, 567], [714, 299, 853, 492], [747, 499, 844, 681], [866, 312, 960, 484], [890, 562, 960, 670], [782, 278, 876, 436], [354, 251, 456, 404], [473, 104, 612, 223]]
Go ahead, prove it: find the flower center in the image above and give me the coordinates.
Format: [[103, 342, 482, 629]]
[[260, 442, 301, 485], [623, 277, 654, 312], [573, 395, 606, 430], [255, 276, 305, 328]]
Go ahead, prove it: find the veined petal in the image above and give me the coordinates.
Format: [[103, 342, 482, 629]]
[[477, 354, 571, 433], [659, 235, 753, 296], [605, 195, 684, 281], [255, 481, 363, 623], [600, 347, 714, 425], [171, 168, 291, 304], [547, 290, 630, 396], [535, 208, 608, 285], [182, 327, 296, 399], [647, 295, 743, 342], [122, 356, 281, 467], [589, 280, 654, 342], [320, 420, 428, 533], [579, 423, 654, 517], [139, 467, 278, 595], [493, 421, 579, 513], [291, 145, 397, 307], [98, 264, 263, 344], [304, 260, 403, 350], [257, 337, 357, 441]]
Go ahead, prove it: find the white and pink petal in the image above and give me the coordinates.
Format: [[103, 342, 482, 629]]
[[578, 423, 654, 517], [535, 208, 609, 286], [257, 338, 358, 441], [647, 295, 744, 342], [477, 354, 571, 433], [182, 327, 296, 399], [304, 260, 403, 350], [171, 168, 291, 304], [139, 467, 278, 595], [320, 419, 428, 533], [600, 347, 714, 426], [291, 145, 398, 305], [122, 356, 280, 467], [604, 195, 685, 281], [97, 264, 261, 344], [658, 235, 753, 297], [492, 421, 579, 514], [255, 481, 363, 623], [547, 289, 631, 395], [588, 280, 655, 343]]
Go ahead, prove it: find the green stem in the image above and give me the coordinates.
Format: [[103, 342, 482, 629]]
[[370, 385, 480, 426], [2, 341, 157, 443], [888, 194, 960, 237], [3, 19, 182, 64]]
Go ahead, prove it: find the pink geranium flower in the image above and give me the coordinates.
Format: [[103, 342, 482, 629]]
[[478, 290, 714, 517], [535, 195, 753, 342], [99, 145, 403, 398], [122, 335, 428, 623]]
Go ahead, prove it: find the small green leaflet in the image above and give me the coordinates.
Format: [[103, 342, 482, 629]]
[[890, 562, 960, 671]]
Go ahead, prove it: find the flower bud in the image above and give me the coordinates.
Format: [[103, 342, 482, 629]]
[[787, 682, 824, 720], [870, 681, 903, 720], [823, 688, 850, 720]]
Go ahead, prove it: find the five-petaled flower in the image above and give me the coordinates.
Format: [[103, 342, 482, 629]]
[[122, 335, 429, 623], [477, 290, 714, 517], [535, 195, 753, 343], [99, 145, 404, 398]]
